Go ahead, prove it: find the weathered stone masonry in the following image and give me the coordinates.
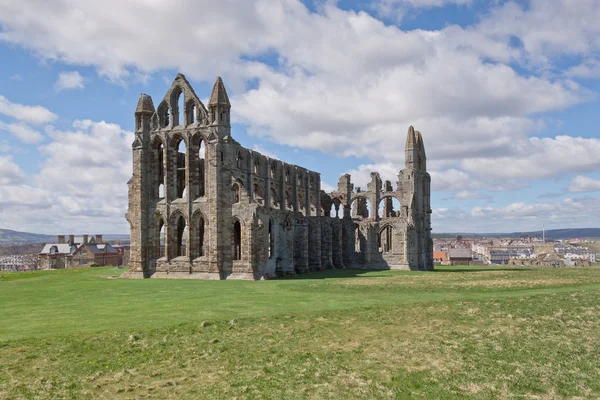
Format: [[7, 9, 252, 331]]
[[123, 74, 433, 279]]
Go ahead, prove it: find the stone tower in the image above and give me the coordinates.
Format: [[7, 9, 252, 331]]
[[124, 74, 433, 279], [397, 126, 433, 270]]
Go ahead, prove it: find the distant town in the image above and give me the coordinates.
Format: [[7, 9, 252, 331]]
[[0, 228, 598, 272], [434, 234, 597, 267], [0, 231, 130, 272]]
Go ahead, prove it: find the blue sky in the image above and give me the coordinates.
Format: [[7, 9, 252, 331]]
[[1, 0, 600, 234]]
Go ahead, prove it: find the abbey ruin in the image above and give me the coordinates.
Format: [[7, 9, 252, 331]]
[[124, 74, 433, 279]]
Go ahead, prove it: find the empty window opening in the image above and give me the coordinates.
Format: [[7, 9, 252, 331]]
[[254, 158, 260, 175], [158, 102, 170, 128], [198, 139, 205, 197], [155, 218, 165, 259], [332, 199, 343, 219], [268, 220, 275, 259], [310, 195, 317, 216], [153, 141, 165, 199], [378, 226, 393, 253], [232, 220, 241, 260], [298, 193, 305, 215], [285, 167, 290, 183], [232, 183, 240, 203], [254, 184, 264, 206], [177, 91, 184, 127], [176, 139, 186, 198], [285, 191, 293, 211], [236, 152, 243, 169], [355, 226, 366, 257], [197, 216, 205, 258], [270, 163, 277, 179], [176, 216, 187, 257], [270, 187, 279, 208], [351, 197, 371, 219], [186, 100, 197, 125], [378, 197, 401, 218]]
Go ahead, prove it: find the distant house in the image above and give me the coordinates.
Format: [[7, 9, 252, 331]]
[[433, 251, 448, 264], [38, 235, 121, 269], [448, 248, 473, 265]]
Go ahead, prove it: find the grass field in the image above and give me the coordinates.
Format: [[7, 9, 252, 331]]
[[2, 266, 600, 399]]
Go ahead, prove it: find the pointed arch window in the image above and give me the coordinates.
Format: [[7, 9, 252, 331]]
[[232, 183, 240, 203], [232, 220, 242, 260], [268, 220, 275, 259]]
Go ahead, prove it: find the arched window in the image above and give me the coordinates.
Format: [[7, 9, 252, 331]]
[[268, 220, 275, 259], [285, 167, 290, 183], [270, 162, 277, 179], [254, 158, 261, 175], [186, 100, 197, 125], [175, 138, 186, 198], [195, 215, 205, 258], [332, 199, 343, 219], [378, 197, 401, 218], [158, 102, 170, 128], [176, 90, 184, 127], [176, 215, 187, 257], [378, 226, 393, 253], [254, 183, 264, 205], [285, 191, 293, 211], [236, 151, 243, 169], [298, 192, 305, 215], [152, 138, 165, 199], [297, 172, 302, 186], [232, 220, 241, 260], [270, 187, 278, 208], [154, 217, 165, 259], [232, 183, 240, 203], [198, 139, 206, 197]]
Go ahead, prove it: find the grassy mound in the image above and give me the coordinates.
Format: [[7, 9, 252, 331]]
[[1, 266, 600, 398]]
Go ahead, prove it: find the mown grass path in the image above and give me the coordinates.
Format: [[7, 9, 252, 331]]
[[2, 266, 600, 398]]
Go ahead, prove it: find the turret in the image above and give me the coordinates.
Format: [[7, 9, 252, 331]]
[[208, 77, 231, 126], [405, 126, 418, 169], [134, 93, 155, 132]]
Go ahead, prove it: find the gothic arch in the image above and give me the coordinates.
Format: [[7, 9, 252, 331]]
[[377, 195, 402, 218], [231, 216, 245, 261], [170, 86, 184, 127], [157, 101, 170, 128], [349, 195, 371, 219], [191, 210, 207, 258]]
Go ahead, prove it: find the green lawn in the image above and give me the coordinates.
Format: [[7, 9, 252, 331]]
[[1, 266, 600, 399]]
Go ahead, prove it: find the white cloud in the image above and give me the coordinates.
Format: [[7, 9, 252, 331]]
[[477, 0, 600, 66], [0, 95, 57, 125], [0, 121, 44, 144], [566, 59, 600, 79], [433, 196, 600, 233], [0, 156, 25, 185], [55, 70, 85, 91], [453, 190, 487, 200], [0, 119, 133, 233], [568, 175, 600, 193], [459, 136, 600, 181]]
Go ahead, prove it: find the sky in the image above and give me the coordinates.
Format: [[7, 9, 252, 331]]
[[1, 0, 600, 234]]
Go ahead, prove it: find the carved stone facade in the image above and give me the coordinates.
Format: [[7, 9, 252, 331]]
[[123, 74, 433, 279]]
